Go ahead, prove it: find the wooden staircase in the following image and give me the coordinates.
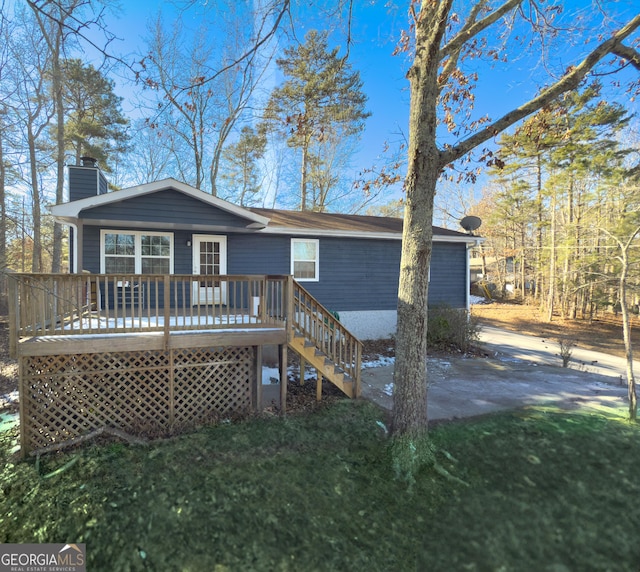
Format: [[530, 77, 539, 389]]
[[286, 280, 362, 399]]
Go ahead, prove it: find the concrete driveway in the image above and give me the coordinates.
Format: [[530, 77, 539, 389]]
[[478, 325, 640, 381], [360, 326, 632, 421]]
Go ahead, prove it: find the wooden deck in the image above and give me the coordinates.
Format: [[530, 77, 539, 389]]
[[9, 273, 363, 454], [8, 273, 362, 387], [16, 327, 288, 356], [9, 273, 286, 347]]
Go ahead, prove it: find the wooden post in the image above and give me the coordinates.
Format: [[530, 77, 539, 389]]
[[316, 369, 322, 402], [285, 275, 294, 342], [163, 275, 171, 349], [19, 356, 27, 458], [354, 342, 362, 398], [169, 348, 175, 426], [254, 345, 263, 412], [260, 276, 267, 323], [279, 343, 287, 415], [299, 356, 306, 385], [8, 274, 18, 358]]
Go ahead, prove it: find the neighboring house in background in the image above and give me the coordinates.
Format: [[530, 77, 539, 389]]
[[469, 252, 533, 298], [50, 159, 480, 340]]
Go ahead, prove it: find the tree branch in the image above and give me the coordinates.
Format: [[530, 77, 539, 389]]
[[438, 1, 489, 88], [439, 0, 523, 60], [611, 42, 640, 71], [178, 0, 291, 91], [26, 0, 127, 69], [439, 12, 640, 167]]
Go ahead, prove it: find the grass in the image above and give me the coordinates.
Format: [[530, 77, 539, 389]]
[[1, 401, 640, 571]]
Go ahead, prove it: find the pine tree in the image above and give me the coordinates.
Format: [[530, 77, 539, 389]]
[[492, 84, 630, 318], [220, 126, 267, 207], [263, 30, 369, 211], [60, 59, 129, 170]]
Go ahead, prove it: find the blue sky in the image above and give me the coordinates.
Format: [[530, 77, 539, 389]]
[[102, 1, 414, 175], [88, 1, 638, 214]]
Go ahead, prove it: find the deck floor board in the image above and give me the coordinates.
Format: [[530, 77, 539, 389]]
[[17, 327, 287, 356]]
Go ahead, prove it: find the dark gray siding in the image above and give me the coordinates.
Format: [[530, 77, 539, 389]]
[[82, 227, 100, 272], [80, 190, 253, 228], [81, 226, 193, 274], [98, 172, 108, 195], [305, 237, 401, 312], [80, 225, 467, 311], [429, 242, 467, 308], [227, 234, 290, 275], [68, 166, 107, 200], [228, 234, 466, 311], [224, 234, 399, 311]]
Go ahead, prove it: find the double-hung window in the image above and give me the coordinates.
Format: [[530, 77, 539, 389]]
[[102, 231, 173, 274], [291, 238, 319, 281]]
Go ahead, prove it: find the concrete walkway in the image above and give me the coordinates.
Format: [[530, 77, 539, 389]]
[[361, 326, 632, 421]]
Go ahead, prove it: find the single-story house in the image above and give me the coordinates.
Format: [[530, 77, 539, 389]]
[[49, 159, 480, 340], [10, 159, 483, 454]]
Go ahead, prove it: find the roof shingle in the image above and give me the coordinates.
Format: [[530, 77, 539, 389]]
[[250, 208, 470, 237]]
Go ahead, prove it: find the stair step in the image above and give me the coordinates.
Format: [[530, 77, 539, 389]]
[[288, 331, 357, 399]]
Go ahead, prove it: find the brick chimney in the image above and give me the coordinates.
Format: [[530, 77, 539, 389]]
[[68, 157, 108, 201]]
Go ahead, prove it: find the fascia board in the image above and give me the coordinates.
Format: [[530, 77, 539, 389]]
[[76, 219, 268, 233], [49, 178, 270, 227], [257, 226, 481, 243]]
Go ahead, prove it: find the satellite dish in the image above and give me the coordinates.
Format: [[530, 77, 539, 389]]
[[460, 215, 482, 234]]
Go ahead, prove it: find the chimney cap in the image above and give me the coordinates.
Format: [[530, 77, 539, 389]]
[[80, 156, 98, 168]]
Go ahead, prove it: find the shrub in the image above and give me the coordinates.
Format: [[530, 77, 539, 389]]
[[558, 336, 577, 368], [427, 305, 481, 353]]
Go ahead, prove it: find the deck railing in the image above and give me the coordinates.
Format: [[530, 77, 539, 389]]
[[9, 273, 363, 387], [8, 273, 288, 350], [288, 277, 362, 382]]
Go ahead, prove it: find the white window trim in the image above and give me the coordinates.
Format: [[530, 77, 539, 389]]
[[100, 230, 174, 274], [291, 238, 319, 282]]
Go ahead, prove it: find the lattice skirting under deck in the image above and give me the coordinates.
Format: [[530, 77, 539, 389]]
[[20, 346, 255, 453]]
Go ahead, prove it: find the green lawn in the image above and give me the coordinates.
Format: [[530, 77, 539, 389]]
[[1, 401, 639, 571]]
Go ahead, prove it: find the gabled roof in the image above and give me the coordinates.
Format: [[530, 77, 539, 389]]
[[50, 177, 478, 242], [250, 208, 476, 242], [50, 178, 270, 228], [251, 208, 403, 233]]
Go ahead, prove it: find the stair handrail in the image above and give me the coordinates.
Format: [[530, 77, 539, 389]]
[[286, 277, 362, 388]]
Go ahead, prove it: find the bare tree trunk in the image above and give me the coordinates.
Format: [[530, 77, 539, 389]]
[[392, 1, 452, 436], [390, 3, 640, 437], [618, 237, 640, 421], [27, 125, 42, 272], [619, 243, 638, 421], [300, 143, 308, 211], [560, 176, 575, 318], [547, 194, 557, 321], [520, 224, 526, 301], [29, 1, 67, 273], [194, 131, 204, 190], [534, 154, 543, 301], [51, 36, 64, 273], [571, 188, 584, 319], [495, 240, 507, 295], [0, 123, 6, 309]]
